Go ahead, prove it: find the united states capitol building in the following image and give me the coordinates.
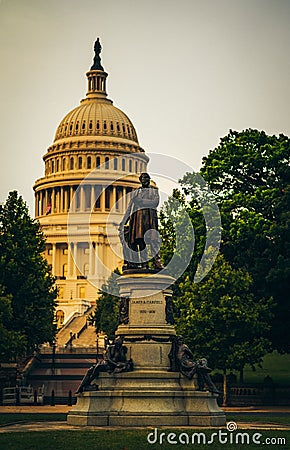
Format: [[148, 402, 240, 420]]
[[34, 39, 149, 328]]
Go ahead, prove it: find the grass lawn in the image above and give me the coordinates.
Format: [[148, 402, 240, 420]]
[[0, 413, 289, 449], [227, 414, 290, 425], [243, 351, 290, 385], [0, 429, 289, 450], [211, 351, 290, 386]]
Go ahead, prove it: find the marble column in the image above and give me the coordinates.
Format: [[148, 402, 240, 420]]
[[45, 190, 48, 214], [67, 243, 72, 278], [122, 187, 127, 213], [112, 186, 117, 212], [59, 187, 64, 213], [64, 188, 68, 212], [100, 187, 105, 211], [90, 185, 95, 210], [70, 186, 74, 211], [89, 242, 94, 277], [52, 243, 56, 276], [73, 242, 77, 278], [51, 188, 54, 213], [80, 186, 85, 212]]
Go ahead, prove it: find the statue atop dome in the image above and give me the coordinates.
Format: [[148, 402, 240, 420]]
[[91, 38, 104, 71]]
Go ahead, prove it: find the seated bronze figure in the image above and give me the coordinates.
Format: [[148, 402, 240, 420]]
[[168, 335, 220, 394], [76, 336, 133, 394]]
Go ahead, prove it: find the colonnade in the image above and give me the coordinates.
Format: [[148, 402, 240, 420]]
[[87, 72, 106, 93], [35, 184, 132, 217], [49, 239, 116, 280]]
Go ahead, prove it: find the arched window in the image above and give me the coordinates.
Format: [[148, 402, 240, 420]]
[[96, 156, 100, 169], [56, 159, 59, 172], [62, 158, 66, 171], [84, 263, 89, 277], [87, 156, 91, 169], [122, 158, 125, 171], [129, 160, 132, 172], [70, 157, 74, 170], [56, 310, 65, 328], [135, 161, 138, 173], [51, 160, 55, 173], [105, 157, 109, 169], [114, 158, 118, 170], [78, 156, 82, 169]]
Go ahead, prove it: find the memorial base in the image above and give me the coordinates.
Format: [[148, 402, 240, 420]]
[[67, 371, 226, 426], [67, 272, 226, 427]]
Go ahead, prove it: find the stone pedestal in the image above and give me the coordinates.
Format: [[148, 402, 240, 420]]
[[67, 272, 226, 426]]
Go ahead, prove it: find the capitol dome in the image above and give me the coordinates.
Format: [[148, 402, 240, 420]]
[[45, 37, 145, 160], [54, 100, 139, 146]]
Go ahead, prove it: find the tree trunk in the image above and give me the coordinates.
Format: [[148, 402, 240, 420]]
[[239, 368, 244, 384], [222, 369, 227, 406]]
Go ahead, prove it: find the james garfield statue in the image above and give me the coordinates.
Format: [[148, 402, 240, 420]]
[[118, 173, 163, 270]]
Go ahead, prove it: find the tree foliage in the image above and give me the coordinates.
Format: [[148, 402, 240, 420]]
[[0, 191, 57, 358], [159, 188, 206, 301], [175, 253, 274, 404], [159, 129, 289, 386], [0, 286, 26, 360], [175, 254, 273, 372], [91, 270, 120, 339], [195, 129, 290, 352]]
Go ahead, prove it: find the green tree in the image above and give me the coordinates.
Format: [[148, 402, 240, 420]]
[[175, 254, 274, 405], [159, 188, 206, 302], [180, 129, 290, 353], [0, 286, 26, 361], [91, 270, 120, 339], [0, 191, 57, 357]]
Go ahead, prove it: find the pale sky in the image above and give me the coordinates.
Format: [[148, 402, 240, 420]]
[[1, 0, 290, 213]]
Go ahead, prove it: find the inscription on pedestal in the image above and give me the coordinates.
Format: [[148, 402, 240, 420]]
[[130, 293, 165, 325]]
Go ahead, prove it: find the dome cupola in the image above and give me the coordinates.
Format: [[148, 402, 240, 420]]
[[52, 38, 141, 149]]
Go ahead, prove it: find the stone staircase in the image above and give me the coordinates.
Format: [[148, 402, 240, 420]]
[[25, 352, 97, 404], [22, 309, 105, 404]]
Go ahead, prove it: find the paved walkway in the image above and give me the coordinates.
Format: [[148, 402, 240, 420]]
[[0, 405, 289, 433], [1, 405, 289, 414]]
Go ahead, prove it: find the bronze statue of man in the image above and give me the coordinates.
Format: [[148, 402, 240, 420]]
[[168, 335, 220, 394], [75, 336, 133, 394], [118, 173, 162, 270]]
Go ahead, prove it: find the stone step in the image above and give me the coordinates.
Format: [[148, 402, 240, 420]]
[[39, 353, 97, 361], [28, 374, 83, 381], [33, 362, 94, 369]]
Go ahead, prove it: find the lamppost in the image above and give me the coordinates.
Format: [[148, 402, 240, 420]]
[[51, 338, 56, 375], [69, 330, 73, 352], [96, 334, 99, 363]]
